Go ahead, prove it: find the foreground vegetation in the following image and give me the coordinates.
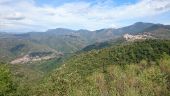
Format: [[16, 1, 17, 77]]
[[1, 39, 170, 96], [38, 57, 170, 96], [0, 64, 16, 96], [35, 40, 170, 96]]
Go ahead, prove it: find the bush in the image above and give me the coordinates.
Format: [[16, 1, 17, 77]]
[[0, 64, 16, 96]]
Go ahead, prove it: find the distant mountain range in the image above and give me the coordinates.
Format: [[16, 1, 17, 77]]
[[0, 22, 170, 63]]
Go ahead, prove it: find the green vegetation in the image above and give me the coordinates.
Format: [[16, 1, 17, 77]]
[[81, 38, 124, 52], [10, 44, 25, 54], [34, 40, 170, 96], [0, 37, 54, 62], [1, 22, 170, 96], [38, 58, 170, 96], [1, 39, 170, 96], [0, 64, 16, 96], [1, 22, 170, 63], [25, 32, 87, 53], [4, 57, 64, 96]]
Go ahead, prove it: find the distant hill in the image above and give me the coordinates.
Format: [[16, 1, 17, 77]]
[[112, 22, 154, 35], [1, 21, 170, 95], [80, 22, 170, 52], [81, 37, 125, 52], [0, 36, 57, 62], [142, 24, 170, 39], [0, 22, 170, 63]]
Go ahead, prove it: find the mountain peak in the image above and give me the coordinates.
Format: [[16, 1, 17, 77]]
[[134, 22, 145, 24], [133, 22, 154, 25], [47, 28, 75, 32]]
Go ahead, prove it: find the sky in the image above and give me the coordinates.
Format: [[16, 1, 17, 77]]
[[0, 0, 170, 32]]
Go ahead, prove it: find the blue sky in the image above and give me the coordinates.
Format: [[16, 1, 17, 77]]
[[0, 0, 170, 32], [36, 0, 139, 7]]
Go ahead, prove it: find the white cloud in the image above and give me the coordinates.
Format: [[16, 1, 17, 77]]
[[0, 0, 170, 32]]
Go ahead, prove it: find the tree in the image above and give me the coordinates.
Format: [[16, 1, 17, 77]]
[[0, 64, 16, 96]]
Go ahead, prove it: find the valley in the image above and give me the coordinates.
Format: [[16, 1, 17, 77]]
[[1, 0, 170, 95], [0, 22, 170, 96]]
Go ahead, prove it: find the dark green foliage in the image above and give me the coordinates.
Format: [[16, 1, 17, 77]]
[[28, 57, 64, 73], [1, 22, 170, 63], [7, 57, 64, 96], [82, 42, 111, 51], [29, 52, 52, 57], [10, 44, 25, 54], [0, 64, 16, 96], [35, 40, 170, 96], [1, 39, 170, 96], [81, 38, 125, 52]]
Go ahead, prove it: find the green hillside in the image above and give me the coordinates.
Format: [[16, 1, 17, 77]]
[[1, 22, 170, 63], [1, 39, 170, 96], [0, 64, 16, 96], [0, 37, 56, 62], [33, 40, 170, 96], [81, 38, 125, 52], [19, 32, 87, 53], [1, 22, 170, 96]]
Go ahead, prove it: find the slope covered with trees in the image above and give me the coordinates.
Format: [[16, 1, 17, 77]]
[[0, 39, 170, 96], [33, 40, 170, 96], [0, 64, 16, 96], [1, 22, 170, 63]]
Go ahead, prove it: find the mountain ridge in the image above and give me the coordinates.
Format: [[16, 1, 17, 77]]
[[1, 22, 170, 63]]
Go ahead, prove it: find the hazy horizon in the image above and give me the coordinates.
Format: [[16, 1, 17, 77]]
[[0, 0, 170, 32], [0, 21, 168, 34]]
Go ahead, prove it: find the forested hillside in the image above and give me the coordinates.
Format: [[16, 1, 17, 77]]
[[32, 40, 170, 96], [0, 64, 16, 96], [1, 22, 170, 96], [1, 22, 170, 64], [1, 0, 170, 95]]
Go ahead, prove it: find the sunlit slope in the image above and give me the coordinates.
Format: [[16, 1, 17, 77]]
[[36, 40, 170, 96]]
